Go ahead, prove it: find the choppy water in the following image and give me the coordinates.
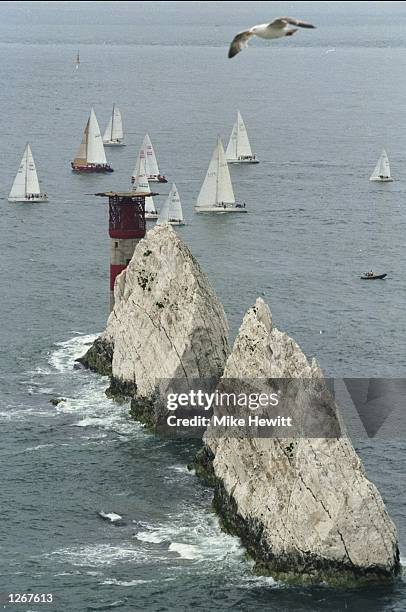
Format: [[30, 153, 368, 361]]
[[0, 4, 405, 611]]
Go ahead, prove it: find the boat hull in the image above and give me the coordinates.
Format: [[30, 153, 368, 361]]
[[168, 220, 185, 226], [369, 177, 393, 182], [145, 213, 159, 220], [148, 175, 168, 183], [8, 195, 48, 203], [227, 158, 259, 164], [103, 141, 126, 147], [195, 206, 247, 214], [71, 164, 114, 173], [360, 274, 387, 280]]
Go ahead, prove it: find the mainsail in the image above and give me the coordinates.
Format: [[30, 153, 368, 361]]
[[226, 111, 253, 160], [9, 144, 41, 200], [144, 133, 160, 177], [133, 153, 157, 215], [157, 183, 183, 224], [370, 149, 392, 181], [103, 105, 124, 143], [132, 134, 160, 179], [196, 137, 235, 210], [74, 108, 107, 165]]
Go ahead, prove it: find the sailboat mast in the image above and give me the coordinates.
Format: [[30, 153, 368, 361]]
[[24, 146, 28, 197], [215, 141, 220, 206], [236, 113, 239, 159], [111, 104, 114, 141]]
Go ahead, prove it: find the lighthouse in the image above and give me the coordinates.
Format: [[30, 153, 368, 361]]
[[96, 191, 153, 310]]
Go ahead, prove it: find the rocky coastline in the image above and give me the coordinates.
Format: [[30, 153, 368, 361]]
[[79, 226, 401, 586]]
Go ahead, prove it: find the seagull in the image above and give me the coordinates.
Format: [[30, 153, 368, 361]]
[[228, 17, 316, 58]]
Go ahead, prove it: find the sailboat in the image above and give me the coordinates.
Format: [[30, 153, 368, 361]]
[[157, 184, 185, 226], [226, 111, 258, 164], [131, 133, 167, 184], [8, 144, 48, 203], [369, 149, 393, 182], [75, 51, 80, 70], [195, 137, 247, 214], [132, 151, 158, 219], [71, 108, 113, 173], [103, 105, 125, 146]]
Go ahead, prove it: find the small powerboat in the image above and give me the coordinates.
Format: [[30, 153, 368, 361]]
[[360, 272, 387, 280]]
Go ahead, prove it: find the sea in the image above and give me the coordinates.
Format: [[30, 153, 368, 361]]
[[0, 2, 405, 610]]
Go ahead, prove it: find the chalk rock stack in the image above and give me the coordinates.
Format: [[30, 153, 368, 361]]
[[201, 298, 400, 584], [79, 225, 229, 424]]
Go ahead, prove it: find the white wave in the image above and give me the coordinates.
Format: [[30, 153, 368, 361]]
[[135, 531, 168, 544], [101, 578, 151, 586], [54, 376, 143, 437], [23, 443, 55, 452], [49, 333, 99, 373], [169, 542, 200, 560], [99, 511, 123, 523], [167, 465, 192, 475], [0, 408, 57, 422], [27, 367, 53, 376], [48, 543, 167, 568], [134, 511, 244, 566]]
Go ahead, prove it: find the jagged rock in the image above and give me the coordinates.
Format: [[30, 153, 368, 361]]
[[79, 225, 229, 426], [77, 337, 113, 377], [201, 298, 400, 585]]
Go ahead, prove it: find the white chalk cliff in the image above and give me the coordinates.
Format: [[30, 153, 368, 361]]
[[85, 224, 229, 414], [203, 298, 400, 583]]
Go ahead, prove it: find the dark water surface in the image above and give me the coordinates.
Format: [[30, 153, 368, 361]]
[[0, 4, 405, 611]]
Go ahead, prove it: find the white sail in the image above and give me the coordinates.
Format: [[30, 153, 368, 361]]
[[217, 138, 235, 204], [9, 144, 41, 200], [370, 149, 392, 181], [103, 105, 123, 143], [226, 111, 256, 162], [103, 117, 112, 143], [132, 134, 160, 180], [87, 108, 107, 164], [157, 184, 184, 225], [169, 184, 183, 222], [225, 121, 238, 160], [196, 138, 235, 210], [144, 133, 160, 177], [133, 153, 157, 215], [157, 192, 170, 225], [73, 120, 88, 165]]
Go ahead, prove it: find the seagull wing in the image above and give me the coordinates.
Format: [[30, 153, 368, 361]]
[[269, 17, 316, 29], [228, 29, 254, 59]]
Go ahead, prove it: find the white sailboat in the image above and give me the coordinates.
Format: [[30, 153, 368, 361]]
[[132, 152, 158, 219], [195, 137, 247, 214], [369, 149, 393, 182], [131, 133, 167, 184], [226, 111, 258, 164], [157, 183, 185, 226], [71, 107, 113, 173], [103, 104, 125, 146], [8, 144, 48, 203]]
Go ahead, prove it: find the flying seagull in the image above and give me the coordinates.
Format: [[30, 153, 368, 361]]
[[228, 17, 316, 58]]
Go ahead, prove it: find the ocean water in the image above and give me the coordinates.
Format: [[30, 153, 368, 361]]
[[0, 3, 405, 611]]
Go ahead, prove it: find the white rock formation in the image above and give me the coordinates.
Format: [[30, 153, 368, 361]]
[[84, 225, 229, 416], [203, 298, 400, 583]]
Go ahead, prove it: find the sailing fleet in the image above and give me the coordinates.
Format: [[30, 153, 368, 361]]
[[7, 106, 395, 220]]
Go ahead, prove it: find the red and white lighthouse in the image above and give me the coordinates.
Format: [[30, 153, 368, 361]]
[[96, 191, 151, 310]]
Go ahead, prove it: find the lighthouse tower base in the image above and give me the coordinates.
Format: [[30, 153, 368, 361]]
[[110, 237, 141, 310]]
